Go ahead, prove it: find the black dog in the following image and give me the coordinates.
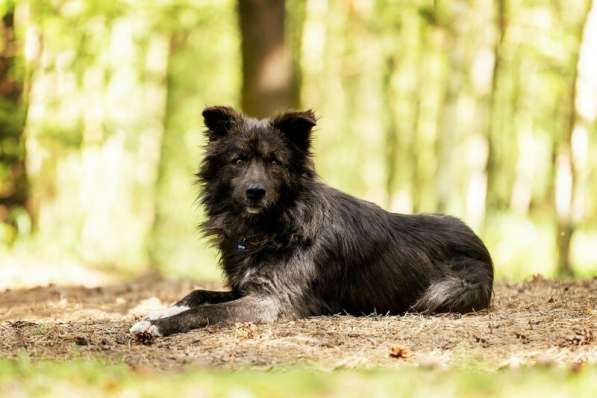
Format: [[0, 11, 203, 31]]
[[130, 106, 493, 337]]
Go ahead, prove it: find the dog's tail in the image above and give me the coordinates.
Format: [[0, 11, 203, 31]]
[[412, 264, 493, 314]]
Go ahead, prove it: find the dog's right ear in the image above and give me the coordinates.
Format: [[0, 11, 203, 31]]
[[202, 106, 240, 140]]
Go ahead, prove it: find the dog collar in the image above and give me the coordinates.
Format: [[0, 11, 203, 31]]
[[236, 238, 247, 252]]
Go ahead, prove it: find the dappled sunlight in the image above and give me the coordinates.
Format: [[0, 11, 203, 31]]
[[0, 252, 116, 290], [510, 133, 537, 214], [487, 214, 557, 279], [572, 230, 597, 275], [0, 0, 596, 285]]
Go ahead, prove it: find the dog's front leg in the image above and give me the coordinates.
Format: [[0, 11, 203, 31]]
[[133, 290, 240, 326], [130, 295, 279, 337], [175, 289, 240, 307]]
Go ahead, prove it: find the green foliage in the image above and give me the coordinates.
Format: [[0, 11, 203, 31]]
[[0, 357, 596, 398], [1, 0, 596, 282]]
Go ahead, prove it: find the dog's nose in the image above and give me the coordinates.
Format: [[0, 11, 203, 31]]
[[246, 186, 266, 201]]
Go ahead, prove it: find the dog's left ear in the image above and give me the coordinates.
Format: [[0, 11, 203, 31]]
[[272, 110, 317, 152]]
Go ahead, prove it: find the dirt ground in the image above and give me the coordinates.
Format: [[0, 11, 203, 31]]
[[0, 275, 595, 370]]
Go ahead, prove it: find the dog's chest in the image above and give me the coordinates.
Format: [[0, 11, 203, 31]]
[[221, 232, 297, 291], [238, 266, 256, 288], [228, 258, 266, 292], [222, 247, 263, 288]]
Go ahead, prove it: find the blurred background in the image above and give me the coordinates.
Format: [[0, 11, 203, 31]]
[[1, 0, 596, 289]]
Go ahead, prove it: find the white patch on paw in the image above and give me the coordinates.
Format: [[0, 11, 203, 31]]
[[129, 320, 162, 337], [147, 305, 190, 320]]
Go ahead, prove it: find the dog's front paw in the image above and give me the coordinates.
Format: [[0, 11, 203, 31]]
[[130, 320, 162, 343]]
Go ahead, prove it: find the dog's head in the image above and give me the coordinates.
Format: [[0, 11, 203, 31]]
[[198, 106, 316, 217]]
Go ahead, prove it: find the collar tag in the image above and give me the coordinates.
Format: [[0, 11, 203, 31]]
[[236, 238, 247, 252]]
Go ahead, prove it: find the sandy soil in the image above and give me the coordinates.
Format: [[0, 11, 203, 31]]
[[0, 275, 595, 370]]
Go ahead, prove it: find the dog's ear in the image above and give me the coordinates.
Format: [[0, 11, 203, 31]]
[[202, 106, 240, 140], [272, 110, 317, 152]]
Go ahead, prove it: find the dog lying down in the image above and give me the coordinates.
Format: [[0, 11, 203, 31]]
[[130, 106, 494, 338]]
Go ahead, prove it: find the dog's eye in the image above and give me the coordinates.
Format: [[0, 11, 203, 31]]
[[271, 159, 280, 167], [234, 157, 246, 165]]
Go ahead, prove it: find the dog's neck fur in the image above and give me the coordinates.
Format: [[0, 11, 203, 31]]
[[199, 176, 323, 291]]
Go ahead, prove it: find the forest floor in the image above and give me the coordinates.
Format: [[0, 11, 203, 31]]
[[0, 275, 595, 371]]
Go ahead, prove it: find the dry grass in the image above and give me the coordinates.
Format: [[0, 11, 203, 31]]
[[0, 275, 595, 370]]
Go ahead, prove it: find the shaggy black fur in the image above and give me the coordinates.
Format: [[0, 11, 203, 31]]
[[131, 106, 494, 337]]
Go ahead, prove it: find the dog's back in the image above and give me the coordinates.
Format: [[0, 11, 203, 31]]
[[241, 183, 494, 317]]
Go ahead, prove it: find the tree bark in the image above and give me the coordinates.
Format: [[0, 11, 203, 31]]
[[286, 0, 306, 109], [554, 0, 593, 277], [409, 17, 426, 213], [238, 0, 293, 117], [0, 4, 29, 232], [149, 31, 187, 267], [435, 18, 465, 213], [484, 0, 506, 212], [383, 56, 398, 208]]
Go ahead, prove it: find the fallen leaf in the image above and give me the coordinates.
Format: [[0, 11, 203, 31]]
[[389, 345, 412, 359]]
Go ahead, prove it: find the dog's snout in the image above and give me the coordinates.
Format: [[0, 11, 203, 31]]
[[246, 186, 266, 201]]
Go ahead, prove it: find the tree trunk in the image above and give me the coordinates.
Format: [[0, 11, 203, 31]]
[[0, 4, 29, 234], [383, 56, 398, 208], [148, 31, 187, 267], [554, 0, 593, 277], [286, 0, 306, 109], [484, 0, 506, 213], [409, 17, 426, 213], [435, 22, 465, 213], [238, 0, 293, 117]]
